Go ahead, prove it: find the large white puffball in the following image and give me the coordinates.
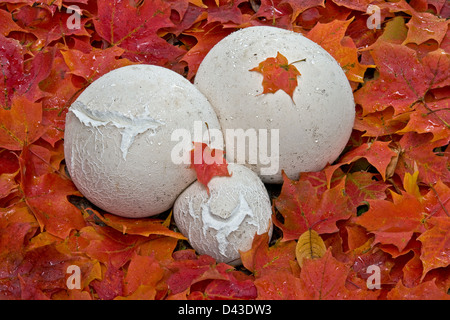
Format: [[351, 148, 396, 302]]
[[195, 26, 355, 183], [173, 163, 273, 266], [64, 65, 223, 218]]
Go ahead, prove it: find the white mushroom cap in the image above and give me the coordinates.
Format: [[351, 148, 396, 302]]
[[194, 26, 355, 183], [173, 163, 273, 266], [64, 64, 223, 218]]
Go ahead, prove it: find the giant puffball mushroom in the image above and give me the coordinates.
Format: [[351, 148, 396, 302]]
[[64, 65, 223, 218], [194, 26, 355, 183], [173, 163, 273, 266]]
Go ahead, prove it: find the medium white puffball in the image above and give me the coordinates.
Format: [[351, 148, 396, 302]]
[[173, 163, 273, 266], [64, 64, 222, 218], [195, 26, 355, 183]]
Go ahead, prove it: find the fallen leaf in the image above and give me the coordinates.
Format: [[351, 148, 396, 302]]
[[254, 271, 303, 299], [85, 224, 148, 269], [122, 253, 164, 297], [12, 5, 90, 45], [0, 96, 45, 150], [295, 229, 326, 267], [403, 11, 449, 45], [23, 172, 86, 239], [198, 276, 257, 300], [274, 174, 353, 241], [0, 35, 25, 107], [356, 191, 426, 251], [166, 251, 226, 295], [93, 0, 185, 66], [240, 233, 297, 277], [19, 144, 86, 239], [417, 217, 450, 279], [325, 141, 399, 182], [207, 0, 247, 25], [299, 249, 378, 299], [330, 0, 372, 11], [250, 51, 303, 100], [0, 9, 26, 36], [90, 261, 125, 300], [0, 171, 18, 200], [344, 171, 389, 207], [397, 98, 450, 142], [181, 23, 234, 80], [387, 279, 450, 300], [422, 180, 450, 219], [396, 132, 450, 185], [190, 141, 231, 193], [61, 46, 135, 82], [355, 40, 450, 115], [92, 211, 187, 240], [281, 0, 325, 21], [307, 18, 374, 83]]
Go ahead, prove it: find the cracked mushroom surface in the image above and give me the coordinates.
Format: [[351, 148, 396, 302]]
[[195, 26, 355, 183], [173, 163, 273, 266], [64, 64, 222, 218]]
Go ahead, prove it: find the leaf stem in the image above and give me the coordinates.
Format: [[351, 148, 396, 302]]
[[290, 58, 306, 64], [427, 184, 450, 218]]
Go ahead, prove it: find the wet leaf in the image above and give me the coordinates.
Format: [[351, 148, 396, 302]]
[[274, 173, 353, 241], [190, 142, 231, 193], [250, 51, 303, 100], [295, 229, 326, 267]]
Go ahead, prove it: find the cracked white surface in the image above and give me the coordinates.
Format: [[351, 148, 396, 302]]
[[70, 101, 165, 159]]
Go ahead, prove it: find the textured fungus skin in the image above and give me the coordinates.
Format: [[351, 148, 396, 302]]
[[64, 65, 222, 218], [195, 26, 355, 183], [173, 163, 273, 266]]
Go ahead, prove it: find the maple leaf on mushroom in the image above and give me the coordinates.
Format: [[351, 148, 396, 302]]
[[173, 162, 273, 266]]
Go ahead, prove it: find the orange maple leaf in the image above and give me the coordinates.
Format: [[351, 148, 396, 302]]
[[190, 142, 231, 193], [250, 51, 304, 100]]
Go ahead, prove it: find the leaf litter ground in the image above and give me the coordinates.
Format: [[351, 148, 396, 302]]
[[0, 0, 449, 300]]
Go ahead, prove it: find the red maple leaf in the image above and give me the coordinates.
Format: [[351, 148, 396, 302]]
[[0, 96, 46, 150], [307, 18, 373, 83], [356, 191, 427, 252], [93, 0, 185, 67], [240, 232, 297, 278], [190, 142, 231, 193], [273, 173, 353, 241], [299, 250, 379, 300], [417, 217, 450, 279], [387, 279, 450, 300]]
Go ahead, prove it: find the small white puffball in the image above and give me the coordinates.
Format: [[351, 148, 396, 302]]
[[173, 163, 273, 266], [64, 64, 222, 218], [194, 26, 355, 183]]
